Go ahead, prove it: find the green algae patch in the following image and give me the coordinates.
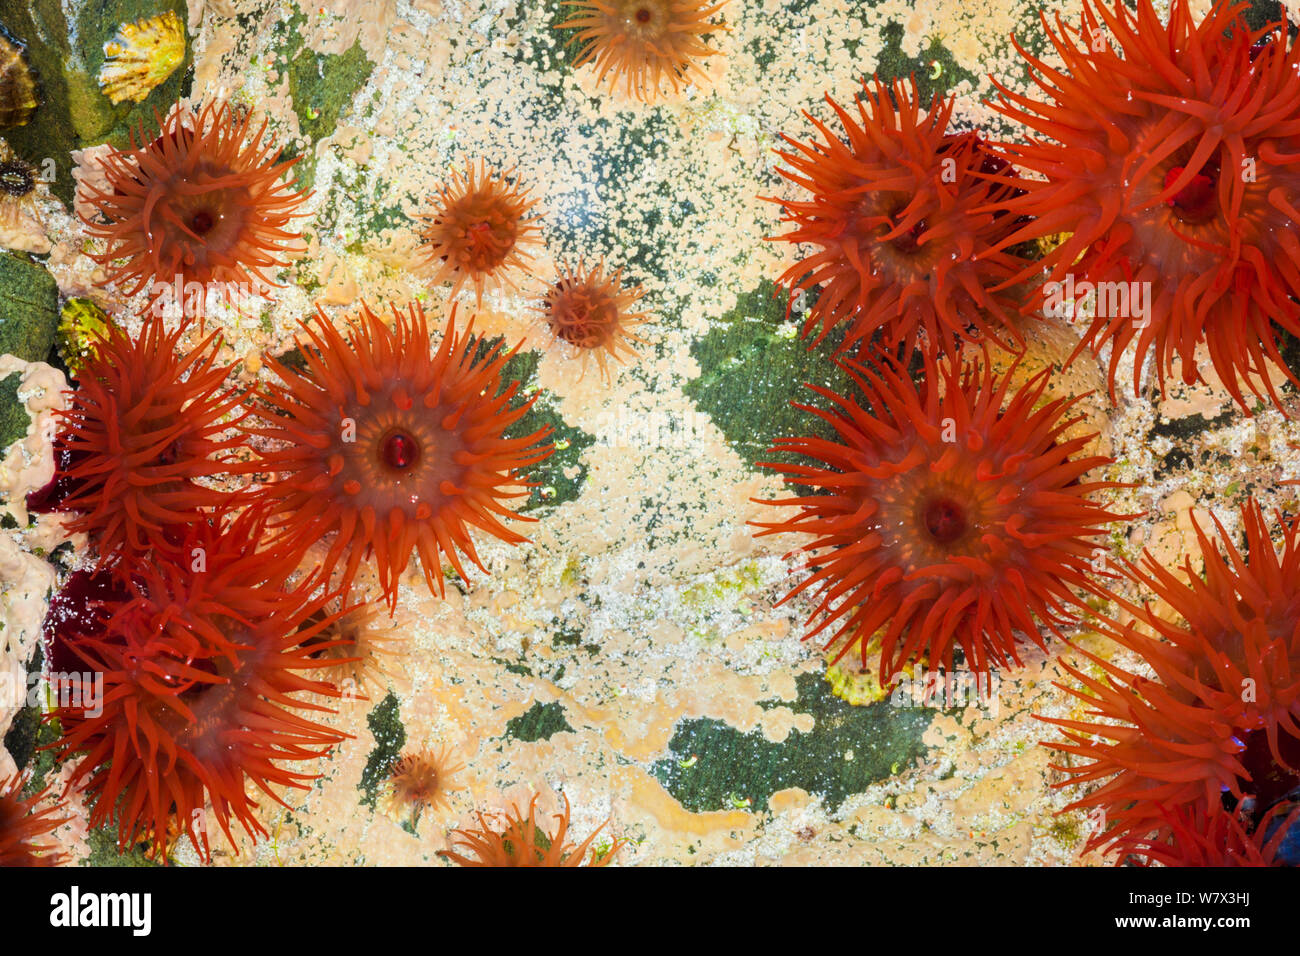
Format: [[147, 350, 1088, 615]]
[[268, 10, 375, 190], [84, 827, 161, 867], [0, 253, 59, 363], [505, 700, 574, 743], [0, 373, 27, 450], [497, 348, 597, 512], [287, 36, 374, 147], [358, 692, 406, 808], [684, 280, 854, 472], [651, 672, 932, 814]]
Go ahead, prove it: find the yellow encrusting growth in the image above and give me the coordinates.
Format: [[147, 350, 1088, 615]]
[[98, 12, 186, 105]]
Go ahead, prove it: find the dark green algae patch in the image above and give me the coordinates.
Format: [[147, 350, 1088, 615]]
[[651, 673, 932, 815]]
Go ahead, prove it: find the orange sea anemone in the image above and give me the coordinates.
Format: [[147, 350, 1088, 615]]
[[440, 792, 623, 867], [755, 351, 1125, 681], [556, 0, 730, 101], [299, 599, 407, 702], [535, 258, 649, 378], [29, 312, 250, 567], [0, 774, 69, 867], [246, 302, 553, 608], [77, 100, 308, 316], [985, 0, 1300, 409], [417, 160, 542, 305], [767, 78, 1032, 359], [386, 746, 465, 826]]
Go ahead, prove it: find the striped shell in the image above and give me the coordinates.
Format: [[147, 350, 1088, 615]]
[[0, 28, 38, 127], [98, 11, 185, 105]]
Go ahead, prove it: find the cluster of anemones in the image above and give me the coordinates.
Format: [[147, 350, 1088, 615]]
[[26, 91, 583, 860], [24, 296, 556, 861], [759, 0, 1300, 868], [770, 0, 1300, 402], [416, 160, 652, 379]]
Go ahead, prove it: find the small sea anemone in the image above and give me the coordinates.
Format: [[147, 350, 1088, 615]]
[[767, 77, 1031, 359], [299, 599, 407, 701], [77, 100, 307, 315], [53, 511, 348, 861], [29, 312, 249, 567], [535, 258, 649, 378], [416, 159, 542, 305], [246, 302, 553, 608], [0, 774, 69, 866], [556, 0, 730, 101], [755, 351, 1125, 680], [386, 746, 465, 826], [440, 792, 623, 867], [986, 0, 1300, 408], [1045, 499, 1300, 865]]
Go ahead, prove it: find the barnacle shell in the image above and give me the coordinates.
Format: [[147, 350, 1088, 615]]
[[0, 27, 39, 127], [0, 137, 46, 253], [98, 12, 185, 105]]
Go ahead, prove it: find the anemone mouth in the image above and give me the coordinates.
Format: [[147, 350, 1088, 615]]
[[548, 287, 619, 349], [379, 427, 421, 472], [160, 178, 249, 257], [536, 259, 650, 377], [875, 472, 996, 569], [1163, 163, 1219, 224], [879, 202, 932, 257], [337, 390, 463, 508], [1228, 725, 1300, 827], [921, 495, 969, 545]]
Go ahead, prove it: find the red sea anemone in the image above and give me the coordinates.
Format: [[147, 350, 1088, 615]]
[[53, 511, 349, 861], [767, 77, 1032, 359], [0, 774, 69, 866], [535, 258, 649, 378], [556, 1, 730, 101], [755, 351, 1125, 680], [246, 302, 553, 609], [31, 312, 249, 567], [77, 100, 308, 316], [439, 792, 623, 867], [417, 160, 542, 305], [985, 0, 1300, 409], [1045, 499, 1300, 865]]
